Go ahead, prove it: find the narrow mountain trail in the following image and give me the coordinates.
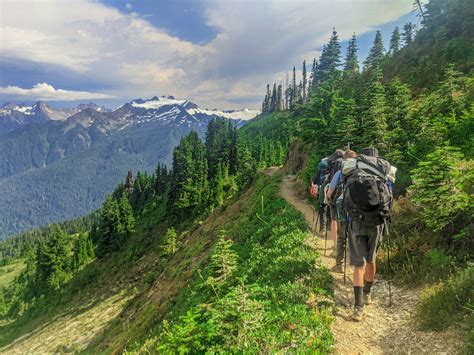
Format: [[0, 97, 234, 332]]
[[277, 171, 465, 354]]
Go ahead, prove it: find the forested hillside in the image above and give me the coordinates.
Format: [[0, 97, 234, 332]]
[[0, 0, 472, 352]]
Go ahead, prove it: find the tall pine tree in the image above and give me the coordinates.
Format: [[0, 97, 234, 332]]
[[302, 60, 307, 103], [364, 30, 385, 72], [317, 28, 341, 83], [389, 26, 401, 55], [402, 23, 415, 45], [343, 33, 359, 77], [362, 67, 389, 150]]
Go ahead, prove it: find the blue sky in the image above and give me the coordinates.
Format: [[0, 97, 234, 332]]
[[0, 0, 418, 109]]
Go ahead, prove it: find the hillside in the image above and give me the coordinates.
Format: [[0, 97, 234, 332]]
[[0, 172, 334, 353], [0, 0, 472, 352]]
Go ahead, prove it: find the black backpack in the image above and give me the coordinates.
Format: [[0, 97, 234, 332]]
[[343, 154, 393, 224], [327, 150, 344, 181]]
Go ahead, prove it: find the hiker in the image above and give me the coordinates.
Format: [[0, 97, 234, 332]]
[[310, 156, 330, 233], [326, 149, 344, 255], [327, 149, 357, 272], [342, 147, 396, 321]]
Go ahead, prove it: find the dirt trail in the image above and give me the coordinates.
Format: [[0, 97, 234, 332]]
[[278, 172, 465, 354]]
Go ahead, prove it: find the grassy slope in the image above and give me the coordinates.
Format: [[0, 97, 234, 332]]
[[0, 260, 25, 287], [1, 172, 333, 353], [126, 172, 333, 353]]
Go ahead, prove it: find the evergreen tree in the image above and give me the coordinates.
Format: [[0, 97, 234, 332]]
[[310, 58, 318, 90], [161, 227, 178, 256], [214, 162, 226, 206], [236, 144, 256, 187], [389, 27, 401, 55], [285, 71, 290, 110], [290, 66, 297, 109], [302, 60, 307, 103], [155, 163, 169, 195], [119, 193, 135, 238], [262, 84, 271, 113], [364, 30, 385, 72], [72, 233, 94, 271], [36, 226, 72, 290], [330, 98, 359, 150], [277, 84, 284, 111], [171, 131, 208, 212], [343, 33, 359, 77], [124, 169, 133, 194], [385, 77, 412, 163], [206, 231, 238, 287], [317, 28, 342, 83], [270, 83, 277, 112], [96, 196, 124, 257], [402, 23, 415, 45], [362, 67, 389, 150]]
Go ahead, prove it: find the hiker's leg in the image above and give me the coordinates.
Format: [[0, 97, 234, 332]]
[[329, 204, 338, 255], [348, 221, 366, 310], [365, 262, 376, 282], [332, 220, 338, 243], [335, 222, 346, 265], [319, 204, 327, 231], [363, 224, 383, 297], [353, 264, 365, 287]]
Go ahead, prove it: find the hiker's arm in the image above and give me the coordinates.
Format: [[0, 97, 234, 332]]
[[327, 187, 334, 203], [327, 170, 341, 204]]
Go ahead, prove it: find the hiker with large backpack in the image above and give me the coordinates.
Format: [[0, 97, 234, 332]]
[[310, 156, 330, 233], [326, 149, 344, 255], [327, 149, 357, 273], [342, 147, 397, 322]]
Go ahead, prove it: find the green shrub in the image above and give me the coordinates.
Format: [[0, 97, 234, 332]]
[[417, 266, 474, 331], [410, 146, 473, 238], [161, 228, 178, 256]]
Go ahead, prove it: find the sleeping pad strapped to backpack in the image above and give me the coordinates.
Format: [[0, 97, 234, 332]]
[[343, 154, 396, 224]]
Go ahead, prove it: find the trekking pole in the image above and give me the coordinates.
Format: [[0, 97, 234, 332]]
[[343, 223, 348, 285], [385, 219, 393, 307], [313, 206, 320, 240], [324, 224, 328, 256]]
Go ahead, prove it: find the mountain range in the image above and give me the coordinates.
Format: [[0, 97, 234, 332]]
[[0, 96, 260, 239]]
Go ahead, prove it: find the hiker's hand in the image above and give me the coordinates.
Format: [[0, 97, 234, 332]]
[[310, 183, 318, 197]]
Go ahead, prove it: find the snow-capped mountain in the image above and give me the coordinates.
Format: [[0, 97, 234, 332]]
[[112, 95, 259, 129], [0, 101, 109, 135]]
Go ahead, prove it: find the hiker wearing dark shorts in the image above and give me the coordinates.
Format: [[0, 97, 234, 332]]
[[348, 218, 383, 317], [342, 147, 396, 322]]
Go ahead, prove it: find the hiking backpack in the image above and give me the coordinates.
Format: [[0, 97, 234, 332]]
[[315, 157, 330, 186], [343, 154, 396, 224], [327, 151, 344, 204]]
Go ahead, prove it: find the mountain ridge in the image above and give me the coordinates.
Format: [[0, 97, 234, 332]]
[[0, 96, 260, 238]]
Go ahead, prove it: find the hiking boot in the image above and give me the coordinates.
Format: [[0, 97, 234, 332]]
[[332, 264, 343, 273], [351, 306, 364, 322], [363, 292, 372, 305], [319, 228, 326, 236]]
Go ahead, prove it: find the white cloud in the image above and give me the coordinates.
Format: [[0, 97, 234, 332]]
[[0, 0, 413, 109], [126, 3, 132, 11], [0, 83, 115, 101]]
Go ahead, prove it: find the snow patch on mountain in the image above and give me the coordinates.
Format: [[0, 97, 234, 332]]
[[187, 108, 260, 121], [130, 96, 187, 110]]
